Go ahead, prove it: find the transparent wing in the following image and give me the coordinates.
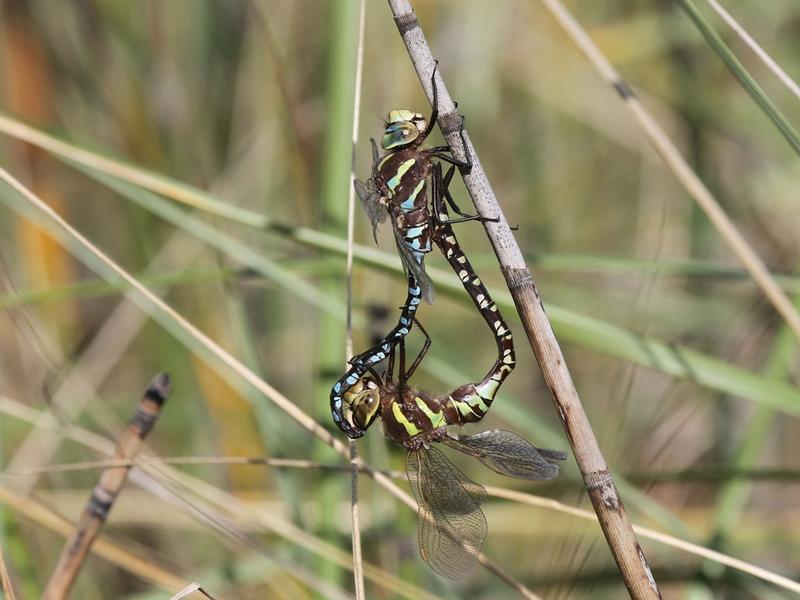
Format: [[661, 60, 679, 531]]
[[354, 178, 388, 243], [393, 227, 435, 304], [443, 429, 567, 481], [406, 446, 487, 580]]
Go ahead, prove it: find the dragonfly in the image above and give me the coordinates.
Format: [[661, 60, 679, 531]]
[[332, 65, 493, 435], [338, 184, 567, 578], [354, 63, 494, 306]]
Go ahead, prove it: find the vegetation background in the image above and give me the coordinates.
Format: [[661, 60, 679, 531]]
[[0, 0, 798, 598]]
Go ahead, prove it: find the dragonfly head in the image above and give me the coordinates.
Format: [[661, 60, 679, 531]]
[[381, 110, 427, 150], [342, 375, 382, 433]]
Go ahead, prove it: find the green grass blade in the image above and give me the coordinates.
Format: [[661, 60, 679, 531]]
[[711, 293, 800, 540], [0, 267, 239, 309], [0, 113, 267, 227], [266, 222, 800, 417], [676, 0, 800, 157], [25, 164, 800, 416], [71, 164, 352, 324]]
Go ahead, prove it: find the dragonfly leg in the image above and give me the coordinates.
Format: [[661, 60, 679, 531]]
[[398, 336, 408, 389], [349, 275, 419, 367], [455, 114, 473, 171], [370, 138, 379, 164], [387, 341, 396, 383], [421, 63, 473, 172], [432, 163, 498, 225], [367, 365, 383, 383], [404, 316, 431, 380], [429, 146, 472, 171], [421, 60, 440, 143], [428, 110, 473, 171]]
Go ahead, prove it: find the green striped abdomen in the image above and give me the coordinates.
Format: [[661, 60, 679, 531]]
[[433, 206, 516, 424]]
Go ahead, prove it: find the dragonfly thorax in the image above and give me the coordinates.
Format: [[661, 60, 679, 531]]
[[380, 384, 450, 450], [382, 109, 427, 150]]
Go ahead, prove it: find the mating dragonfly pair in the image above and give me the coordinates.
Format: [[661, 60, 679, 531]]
[[329, 66, 566, 579]]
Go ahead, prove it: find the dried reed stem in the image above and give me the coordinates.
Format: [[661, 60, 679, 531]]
[[386, 1, 660, 597], [0, 485, 188, 592], [42, 373, 171, 600], [486, 486, 800, 595]]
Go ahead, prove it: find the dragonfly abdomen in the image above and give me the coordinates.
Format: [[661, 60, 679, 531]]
[[330, 276, 424, 438], [432, 193, 517, 424]]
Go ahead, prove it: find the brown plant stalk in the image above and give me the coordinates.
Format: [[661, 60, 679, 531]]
[[42, 373, 171, 600], [385, 1, 661, 597]]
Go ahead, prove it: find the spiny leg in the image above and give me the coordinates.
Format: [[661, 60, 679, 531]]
[[349, 275, 419, 367], [398, 336, 408, 389], [421, 62, 473, 172], [431, 163, 496, 226], [387, 340, 397, 383], [367, 365, 383, 383], [420, 60, 440, 143], [404, 317, 431, 381], [370, 138, 379, 163], [430, 145, 472, 171], [435, 164, 498, 224], [455, 114, 473, 171]]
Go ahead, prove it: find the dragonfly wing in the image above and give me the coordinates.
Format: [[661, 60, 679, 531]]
[[354, 178, 388, 243], [406, 446, 487, 579], [393, 228, 435, 304], [444, 429, 567, 481]]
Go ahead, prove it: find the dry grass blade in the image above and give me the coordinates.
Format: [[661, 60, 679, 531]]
[[0, 485, 188, 592], [347, 2, 368, 597], [169, 582, 217, 600], [43, 373, 171, 600], [0, 396, 439, 600], [0, 114, 265, 227], [0, 456, 394, 478], [535, 0, 800, 343], [706, 0, 800, 101], [0, 544, 16, 600], [386, 1, 660, 597], [485, 486, 800, 595], [0, 169, 535, 595], [5, 233, 198, 496]]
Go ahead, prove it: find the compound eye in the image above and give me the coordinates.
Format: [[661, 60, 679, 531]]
[[352, 390, 380, 430]]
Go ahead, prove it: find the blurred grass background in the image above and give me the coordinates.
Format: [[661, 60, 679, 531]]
[[0, 0, 799, 598]]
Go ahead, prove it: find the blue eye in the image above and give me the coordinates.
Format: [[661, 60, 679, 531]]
[[381, 122, 420, 150]]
